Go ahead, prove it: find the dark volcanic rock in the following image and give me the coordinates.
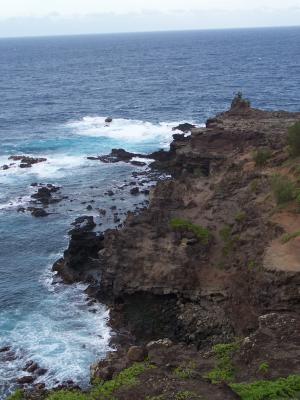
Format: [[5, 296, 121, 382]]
[[53, 216, 104, 284], [130, 160, 147, 167], [9, 155, 47, 168], [172, 123, 196, 133], [17, 376, 35, 384], [28, 208, 49, 218], [130, 187, 140, 196], [69, 216, 96, 235]]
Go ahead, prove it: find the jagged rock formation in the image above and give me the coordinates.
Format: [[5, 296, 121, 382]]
[[49, 99, 300, 399]]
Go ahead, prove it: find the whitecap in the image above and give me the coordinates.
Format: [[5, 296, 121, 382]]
[[66, 116, 195, 148]]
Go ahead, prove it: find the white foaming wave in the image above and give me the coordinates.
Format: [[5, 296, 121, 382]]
[[67, 116, 193, 148], [0, 195, 31, 211], [0, 155, 90, 182], [0, 265, 112, 397]]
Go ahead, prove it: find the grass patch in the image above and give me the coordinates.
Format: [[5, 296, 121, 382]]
[[206, 342, 240, 384], [47, 391, 88, 400], [282, 230, 300, 244], [146, 396, 165, 400], [173, 362, 196, 380], [235, 211, 247, 223], [8, 390, 24, 400], [47, 362, 154, 400], [253, 148, 272, 167], [219, 225, 237, 256], [288, 122, 300, 157], [170, 218, 212, 245], [175, 391, 202, 400], [258, 362, 270, 374], [231, 375, 300, 400], [271, 174, 296, 205]]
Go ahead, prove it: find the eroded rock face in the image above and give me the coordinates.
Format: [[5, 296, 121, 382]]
[[235, 312, 300, 381], [55, 100, 300, 351]]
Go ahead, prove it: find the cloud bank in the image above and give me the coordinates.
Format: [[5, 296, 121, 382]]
[[0, 8, 299, 38]]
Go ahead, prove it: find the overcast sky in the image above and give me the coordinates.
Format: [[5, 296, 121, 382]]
[[0, 0, 299, 37]]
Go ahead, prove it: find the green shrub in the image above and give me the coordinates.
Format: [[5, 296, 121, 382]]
[[235, 211, 247, 223], [258, 362, 270, 374], [170, 218, 212, 245], [250, 179, 260, 193], [47, 362, 154, 400], [282, 230, 300, 244], [219, 225, 236, 256], [206, 342, 240, 384], [271, 174, 296, 205], [90, 362, 153, 400], [175, 391, 201, 400], [8, 390, 24, 400], [253, 149, 272, 167], [47, 391, 88, 400], [173, 362, 196, 380], [288, 122, 300, 156], [231, 375, 300, 400]]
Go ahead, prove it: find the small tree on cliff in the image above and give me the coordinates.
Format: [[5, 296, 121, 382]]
[[230, 92, 251, 111]]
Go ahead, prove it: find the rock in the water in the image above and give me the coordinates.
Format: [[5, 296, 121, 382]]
[[1, 164, 9, 170], [9, 156, 47, 168], [105, 117, 113, 123], [28, 208, 49, 218], [36, 368, 47, 376], [130, 160, 147, 167], [172, 123, 196, 133], [130, 187, 140, 196], [17, 376, 35, 384]]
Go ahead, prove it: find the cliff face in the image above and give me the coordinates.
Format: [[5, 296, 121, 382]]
[[54, 102, 300, 345], [35, 99, 300, 399], [81, 103, 299, 347]]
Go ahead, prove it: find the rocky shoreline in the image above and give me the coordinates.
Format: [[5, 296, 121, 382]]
[[14, 96, 300, 399]]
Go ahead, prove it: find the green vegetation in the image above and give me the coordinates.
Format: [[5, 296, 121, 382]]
[[271, 174, 296, 205], [235, 211, 247, 223], [47, 391, 87, 400], [175, 391, 202, 400], [173, 362, 196, 380], [231, 375, 300, 400], [206, 342, 240, 384], [146, 396, 165, 400], [170, 218, 212, 245], [219, 225, 237, 256], [7, 390, 23, 400], [253, 148, 272, 167], [282, 230, 300, 244], [288, 122, 300, 157], [258, 362, 270, 374], [250, 179, 260, 194], [47, 362, 154, 400], [248, 260, 258, 270]]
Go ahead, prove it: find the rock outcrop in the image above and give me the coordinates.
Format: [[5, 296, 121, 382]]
[[47, 98, 300, 400]]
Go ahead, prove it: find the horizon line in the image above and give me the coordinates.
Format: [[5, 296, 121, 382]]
[[0, 24, 299, 40]]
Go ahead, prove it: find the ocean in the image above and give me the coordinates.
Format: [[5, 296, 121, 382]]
[[0, 27, 299, 398]]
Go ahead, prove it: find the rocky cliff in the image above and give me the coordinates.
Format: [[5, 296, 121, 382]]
[[47, 97, 300, 400]]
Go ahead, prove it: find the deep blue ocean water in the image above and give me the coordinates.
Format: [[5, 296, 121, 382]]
[[0, 27, 299, 397]]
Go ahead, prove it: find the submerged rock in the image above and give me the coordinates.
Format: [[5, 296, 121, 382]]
[[9, 155, 47, 168]]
